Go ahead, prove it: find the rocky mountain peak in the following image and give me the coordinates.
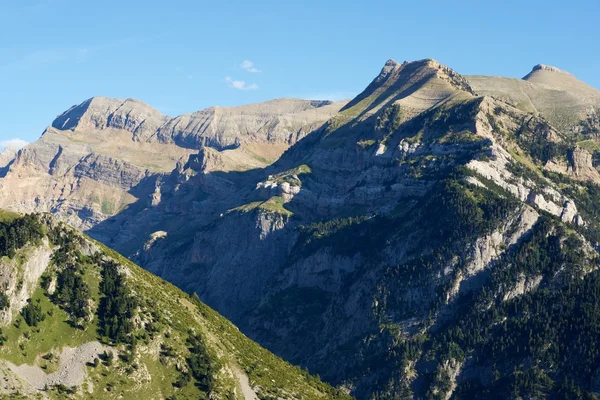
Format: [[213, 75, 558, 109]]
[[379, 58, 401, 77], [524, 64, 574, 79], [51, 96, 168, 140], [341, 57, 474, 115], [372, 58, 447, 85], [519, 62, 600, 106]]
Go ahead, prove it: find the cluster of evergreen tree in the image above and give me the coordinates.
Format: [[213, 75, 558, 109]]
[[98, 259, 136, 344], [295, 215, 372, 258], [0, 292, 9, 310], [185, 333, 216, 393], [55, 267, 90, 320], [46, 243, 91, 323], [427, 174, 517, 246], [561, 178, 600, 244], [21, 299, 45, 327], [512, 116, 569, 164], [0, 214, 44, 258]]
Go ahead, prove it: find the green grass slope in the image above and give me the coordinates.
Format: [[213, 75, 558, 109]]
[[0, 213, 351, 400]]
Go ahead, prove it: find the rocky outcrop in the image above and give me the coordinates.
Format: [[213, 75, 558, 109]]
[[567, 146, 600, 182], [503, 273, 543, 301], [450, 205, 539, 299], [74, 153, 147, 190], [0, 238, 53, 324]]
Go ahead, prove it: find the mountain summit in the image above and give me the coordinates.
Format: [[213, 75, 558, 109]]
[[341, 58, 474, 118], [523, 63, 574, 79], [52, 97, 169, 140]]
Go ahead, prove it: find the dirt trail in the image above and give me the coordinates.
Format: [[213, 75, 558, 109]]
[[231, 364, 258, 400]]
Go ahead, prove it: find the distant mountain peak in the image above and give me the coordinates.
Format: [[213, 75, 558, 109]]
[[523, 64, 574, 80], [380, 58, 401, 75], [51, 96, 168, 139], [0, 146, 18, 170]]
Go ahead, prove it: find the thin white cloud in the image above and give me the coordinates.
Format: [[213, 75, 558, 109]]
[[241, 60, 261, 73], [0, 138, 29, 150], [225, 76, 259, 90]]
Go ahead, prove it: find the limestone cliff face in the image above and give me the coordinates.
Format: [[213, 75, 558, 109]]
[[139, 209, 295, 320], [155, 98, 345, 150], [567, 146, 600, 182], [0, 238, 53, 324], [73, 153, 148, 190]]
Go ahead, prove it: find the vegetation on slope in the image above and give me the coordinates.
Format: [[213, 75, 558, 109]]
[[0, 213, 351, 400], [429, 218, 600, 399]]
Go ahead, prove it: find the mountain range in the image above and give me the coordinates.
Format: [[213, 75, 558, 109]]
[[2, 57, 600, 399]]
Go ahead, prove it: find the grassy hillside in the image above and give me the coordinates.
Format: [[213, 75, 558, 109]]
[[0, 213, 351, 400]]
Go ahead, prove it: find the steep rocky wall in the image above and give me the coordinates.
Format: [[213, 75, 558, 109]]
[[0, 238, 53, 324]]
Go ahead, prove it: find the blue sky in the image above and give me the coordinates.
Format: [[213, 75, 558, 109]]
[[1, 0, 599, 148]]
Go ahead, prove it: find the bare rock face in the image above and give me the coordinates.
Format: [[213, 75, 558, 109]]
[[0, 238, 53, 324], [154, 98, 345, 150], [52, 97, 169, 139], [74, 153, 147, 191], [138, 208, 295, 321], [567, 146, 600, 182]]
